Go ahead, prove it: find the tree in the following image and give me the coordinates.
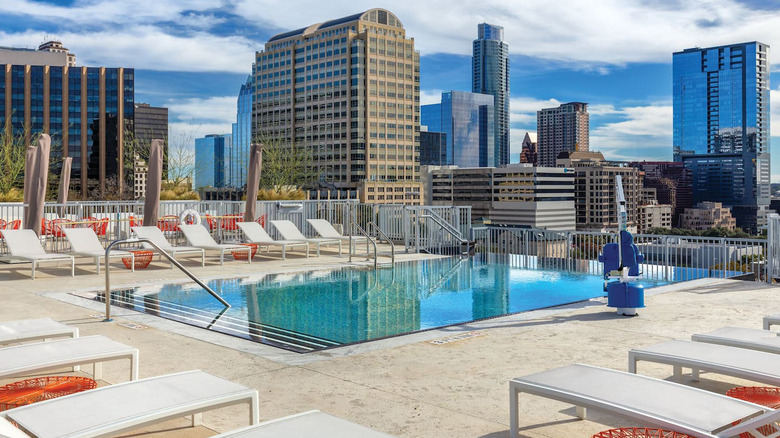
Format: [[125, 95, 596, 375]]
[[254, 133, 319, 194], [124, 124, 202, 197]]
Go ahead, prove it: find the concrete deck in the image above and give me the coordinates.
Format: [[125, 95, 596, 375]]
[[0, 249, 777, 437]]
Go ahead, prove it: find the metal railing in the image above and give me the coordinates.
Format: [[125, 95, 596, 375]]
[[348, 221, 379, 269], [0, 200, 473, 256], [368, 221, 395, 266], [473, 226, 768, 282], [103, 237, 229, 321], [403, 206, 472, 255]]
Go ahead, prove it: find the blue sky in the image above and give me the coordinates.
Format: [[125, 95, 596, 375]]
[[1, 0, 779, 178]]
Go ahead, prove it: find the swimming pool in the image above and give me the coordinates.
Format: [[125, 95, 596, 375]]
[[107, 255, 670, 352]]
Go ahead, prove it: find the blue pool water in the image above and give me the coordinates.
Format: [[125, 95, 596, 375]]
[[110, 256, 671, 352]]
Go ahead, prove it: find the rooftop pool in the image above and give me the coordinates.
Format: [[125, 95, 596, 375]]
[[107, 255, 671, 352]]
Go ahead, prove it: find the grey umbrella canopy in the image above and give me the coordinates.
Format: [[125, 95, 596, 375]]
[[23, 144, 39, 223], [24, 134, 51, 235], [57, 157, 72, 218], [143, 139, 164, 227], [243, 143, 263, 223]]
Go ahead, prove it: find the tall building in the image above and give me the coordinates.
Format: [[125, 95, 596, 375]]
[[231, 75, 253, 189], [194, 134, 231, 189], [628, 161, 693, 226], [557, 151, 641, 232], [673, 42, 770, 232], [0, 41, 134, 197], [420, 90, 495, 168], [418, 127, 447, 166], [519, 132, 537, 166], [428, 165, 575, 230], [132, 103, 168, 199], [472, 23, 509, 166], [253, 8, 422, 204], [679, 202, 737, 231], [537, 102, 589, 167]]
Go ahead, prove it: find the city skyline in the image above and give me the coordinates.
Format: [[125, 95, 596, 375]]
[[0, 1, 778, 177]]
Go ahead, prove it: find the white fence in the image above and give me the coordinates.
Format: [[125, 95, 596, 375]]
[[473, 226, 768, 283], [0, 201, 472, 255]]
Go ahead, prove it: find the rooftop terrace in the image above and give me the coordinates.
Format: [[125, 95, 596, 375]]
[[0, 250, 775, 437]]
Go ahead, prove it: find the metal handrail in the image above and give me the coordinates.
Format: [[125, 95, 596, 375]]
[[424, 208, 463, 238], [421, 214, 470, 255], [368, 221, 395, 265], [103, 237, 229, 321], [349, 221, 379, 269]]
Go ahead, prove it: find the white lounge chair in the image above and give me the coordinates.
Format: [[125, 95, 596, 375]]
[[1, 230, 74, 279], [132, 225, 206, 267], [63, 227, 134, 274], [0, 335, 138, 382], [179, 224, 252, 266], [764, 314, 780, 330], [270, 220, 342, 256], [212, 410, 394, 437], [0, 370, 258, 438], [307, 219, 367, 253], [629, 339, 780, 386], [237, 222, 309, 260], [0, 318, 78, 345], [510, 363, 780, 438], [693, 326, 780, 354]]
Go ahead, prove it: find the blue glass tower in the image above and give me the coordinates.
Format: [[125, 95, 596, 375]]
[[194, 134, 232, 189], [230, 75, 253, 188], [421, 91, 495, 168], [473, 23, 509, 167], [673, 42, 770, 231]]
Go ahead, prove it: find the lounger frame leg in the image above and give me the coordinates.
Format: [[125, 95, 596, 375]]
[[191, 412, 202, 427], [130, 351, 139, 381], [250, 392, 259, 424], [31, 260, 36, 279], [282, 246, 286, 260], [576, 406, 587, 419], [509, 383, 519, 438], [691, 368, 699, 381], [94, 361, 103, 380], [71, 258, 75, 276], [673, 365, 682, 382]]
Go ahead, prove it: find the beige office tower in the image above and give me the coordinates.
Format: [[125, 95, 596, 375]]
[[254, 9, 422, 204]]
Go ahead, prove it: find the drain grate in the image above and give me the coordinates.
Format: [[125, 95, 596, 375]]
[[429, 331, 483, 345]]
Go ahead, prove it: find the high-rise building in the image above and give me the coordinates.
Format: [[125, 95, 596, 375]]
[[628, 161, 693, 226], [537, 102, 589, 167], [472, 23, 509, 167], [253, 8, 422, 204], [519, 132, 537, 166], [230, 75, 253, 189], [419, 127, 447, 166], [428, 165, 575, 230], [0, 41, 134, 197], [557, 151, 641, 232], [132, 103, 168, 199], [420, 91, 495, 168], [194, 134, 231, 189], [673, 42, 770, 232]]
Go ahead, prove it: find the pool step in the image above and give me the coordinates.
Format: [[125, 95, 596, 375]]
[[104, 291, 341, 353]]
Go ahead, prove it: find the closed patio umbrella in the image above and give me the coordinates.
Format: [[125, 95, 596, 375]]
[[23, 144, 38, 224], [243, 143, 263, 223], [24, 134, 51, 235], [143, 139, 164, 227], [57, 157, 72, 218]]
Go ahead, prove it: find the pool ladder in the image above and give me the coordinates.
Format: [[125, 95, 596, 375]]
[[102, 237, 229, 321], [347, 220, 395, 270]]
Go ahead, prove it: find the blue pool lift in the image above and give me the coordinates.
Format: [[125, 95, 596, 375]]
[[598, 175, 645, 316]]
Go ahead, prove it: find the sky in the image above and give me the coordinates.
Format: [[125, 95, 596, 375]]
[[1, 0, 780, 178]]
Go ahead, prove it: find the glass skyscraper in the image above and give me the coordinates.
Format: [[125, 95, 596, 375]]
[[230, 75, 253, 189], [673, 42, 770, 231], [194, 134, 232, 189], [1, 42, 134, 198], [472, 23, 509, 167], [420, 91, 495, 168]]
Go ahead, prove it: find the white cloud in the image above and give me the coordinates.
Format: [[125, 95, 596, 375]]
[[167, 96, 237, 143], [590, 105, 673, 161], [3, 1, 779, 73], [0, 29, 256, 73], [234, 0, 780, 67], [419, 89, 444, 105]]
